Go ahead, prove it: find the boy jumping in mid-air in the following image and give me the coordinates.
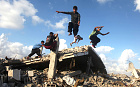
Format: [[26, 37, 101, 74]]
[[70, 35, 83, 46], [89, 26, 110, 48], [56, 6, 80, 37]]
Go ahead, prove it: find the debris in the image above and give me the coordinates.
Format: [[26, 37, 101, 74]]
[[62, 76, 76, 86], [74, 78, 84, 87], [28, 71, 34, 77], [61, 70, 82, 77], [113, 81, 126, 86]]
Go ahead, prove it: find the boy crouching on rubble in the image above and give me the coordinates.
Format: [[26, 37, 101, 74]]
[[27, 40, 44, 59]]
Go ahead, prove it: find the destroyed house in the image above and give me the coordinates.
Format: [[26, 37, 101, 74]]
[[2, 45, 107, 74]]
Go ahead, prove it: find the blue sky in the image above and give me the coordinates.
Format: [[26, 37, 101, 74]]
[[0, 0, 140, 74]]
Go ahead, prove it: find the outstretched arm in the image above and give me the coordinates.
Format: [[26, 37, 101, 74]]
[[101, 32, 110, 36], [95, 26, 104, 28], [56, 11, 70, 14]]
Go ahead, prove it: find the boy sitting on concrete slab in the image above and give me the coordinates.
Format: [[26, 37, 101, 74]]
[[43, 32, 58, 51]]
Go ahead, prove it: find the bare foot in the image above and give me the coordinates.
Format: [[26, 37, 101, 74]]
[[70, 43, 72, 46], [68, 32, 72, 36]]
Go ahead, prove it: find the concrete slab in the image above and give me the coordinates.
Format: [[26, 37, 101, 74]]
[[48, 37, 59, 79]]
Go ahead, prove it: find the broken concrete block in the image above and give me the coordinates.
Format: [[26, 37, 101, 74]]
[[62, 76, 75, 86], [8, 69, 21, 80], [5, 66, 11, 71], [48, 52, 57, 79], [61, 70, 82, 77], [28, 71, 34, 77], [93, 76, 97, 81]]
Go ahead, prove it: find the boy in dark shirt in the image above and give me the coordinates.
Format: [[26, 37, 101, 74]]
[[70, 35, 83, 46], [44, 32, 58, 51], [56, 6, 80, 36], [89, 26, 110, 48]]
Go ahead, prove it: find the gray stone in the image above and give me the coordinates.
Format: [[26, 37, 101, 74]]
[[8, 69, 21, 80]]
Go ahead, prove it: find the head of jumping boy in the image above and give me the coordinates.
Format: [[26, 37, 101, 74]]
[[49, 32, 54, 36], [41, 40, 44, 44], [97, 28, 102, 31], [73, 6, 78, 13]]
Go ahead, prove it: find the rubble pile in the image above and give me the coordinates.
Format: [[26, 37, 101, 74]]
[[0, 46, 140, 87], [0, 62, 140, 87], [1, 67, 140, 87], [59, 45, 88, 53]]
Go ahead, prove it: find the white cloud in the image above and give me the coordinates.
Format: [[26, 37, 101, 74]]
[[0, 0, 43, 29], [32, 16, 44, 25], [118, 49, 136, 64], [97, 0, 113, 4], [0, 0, 68, 36], [45, 17, 69, 29], [99, 54, 107, 61], [134, 0, 140, 12], [59, 39, 67, 51], [55, 30, 65, 35], [97, 47, 137, 75], [0, 33, 32, 59], [95, 46, 114, 54]]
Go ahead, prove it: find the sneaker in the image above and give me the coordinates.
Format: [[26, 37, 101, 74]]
[[92, 45, 96, 48], [70, 43, 72, 46], [68, 32, 72, 36]]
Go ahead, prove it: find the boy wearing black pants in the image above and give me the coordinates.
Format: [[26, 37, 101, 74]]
[[56, 6, 80, 36]]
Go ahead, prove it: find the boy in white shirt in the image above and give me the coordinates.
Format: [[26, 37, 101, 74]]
[[70, 35, 83, 46]]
